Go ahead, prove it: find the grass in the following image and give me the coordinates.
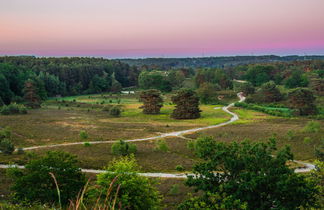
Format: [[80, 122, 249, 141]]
[[0, 96, 231, 148]]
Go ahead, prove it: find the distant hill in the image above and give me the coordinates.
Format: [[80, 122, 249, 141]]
[[118, 55, 324, 69]]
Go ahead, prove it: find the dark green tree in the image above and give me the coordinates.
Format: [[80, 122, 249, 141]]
[[171, 89, 201, 119], [284, 70, 309, 88], [7, 151, 86, 205], [184, 136, 318, 210], [139, 89, 163, 114], [288, 88, 317, 115], [138, 71, 172, 92], [250, 81, 282, 103]]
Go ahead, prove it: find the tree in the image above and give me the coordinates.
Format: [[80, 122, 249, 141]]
[[171, 89, 201, 119], [288, 88, 317, 115], [138, 71, 172, 92], [197, 82, 220, 104], [7, 151, 86, 205], [23, 80, 41, 108], [0, 73, 14, 105], [233, 81, 255, 96], [95, 155, 161, 209], [250, 81, 282, 103], [284, 70, 309, 88], [139, 89, 163, 114], [167, 70, 185, 89], [244, 65, 275, 86], [184, 136, 318, 210]]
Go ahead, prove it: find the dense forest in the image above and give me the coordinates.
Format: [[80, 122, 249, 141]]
[[0, 56, 139, 104], [119, 55, 324, 69]]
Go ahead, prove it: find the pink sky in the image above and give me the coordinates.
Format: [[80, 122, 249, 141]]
[[1, 0, 324, 58]]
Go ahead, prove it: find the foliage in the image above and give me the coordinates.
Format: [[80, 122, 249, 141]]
[[234, 102, 292, 117], [138, 70, 172, 92], [303, 121, 321, 133], [249, 81, 282, 103], [284, 70, 309, 88], [0, 127, 15, 155], [288, 88, 317, 116], [109, 105, 122, 117], [197, 82, 220, 104], [195, 68, 231, 89], [95, 155, 162, 210], [139, 89, 163, 114], [184, 136, 318, 209], [175, 165, 184, 171], [23, 80, 41, 109], [178, 192, 247, 210], [244, 65, 276, 86], [169, 184, 180, 195], [111, 140, 137, 156], [307, 160, 324, 208], [7, 151, 86, 205], [79, 130, 89, 140], [171, 89, 201, 119], [154, 139, 169, 152], [0, 103, 27, 115], [83, 142, 91, 147]]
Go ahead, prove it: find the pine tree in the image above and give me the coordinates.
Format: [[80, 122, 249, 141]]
[[171, 89, 201, 119], [23, 80, 41, 109], [139, 89, 163, 114]]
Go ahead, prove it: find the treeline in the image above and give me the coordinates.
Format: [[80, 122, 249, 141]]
[[119, 55, 324, 69], [0, 56, 139, 104]]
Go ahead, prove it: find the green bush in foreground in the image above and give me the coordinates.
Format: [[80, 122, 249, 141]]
[[154, 139, 169, 152], [0, 103, 27, 115], [79, 130, 88, 140], [182, 136, 319, 209], [0, 127, 14, 155], [94, 155, 162, 210], [303, 121, 321, 133], [112, 140, 137, 156], [7, 151, 86, 206]]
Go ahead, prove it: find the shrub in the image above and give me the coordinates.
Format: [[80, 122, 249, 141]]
[[0, 138, 15, 155], [303, 137, 312, 144], [0, 103, 27, 115], [169, 184, 180, 195], [83, 142, 91, 147], [154, 139, 169, 152], [175, 165, 185, 171], [109, 106, 121, 117], [286, 130, 296, 141], [7, 151, 86, 205], [94, 155, 161, 209], [0, 127, 14, 155], [111, 140, 137, 156], [79, 130, 88, 140], [303, 121, 321, 133]]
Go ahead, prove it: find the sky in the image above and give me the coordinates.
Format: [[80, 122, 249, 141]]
[[0, 0, 324, 58]]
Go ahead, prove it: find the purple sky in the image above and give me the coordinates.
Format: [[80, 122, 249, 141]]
[[1, 0, 324, 58]]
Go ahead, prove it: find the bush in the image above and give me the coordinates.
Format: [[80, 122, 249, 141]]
[[154, 140, 169, 152], [169, 184, 180, 195], [303, 121, 321, 133], [79, 130, 88, 140], [7, 151, 86, 205], [175, 165, 185, 171], [0, 103, 27, 115], [94, 155, 161, 210], [0, 138, 15, 155], [0, 127, 14, 155], [303, 137, 312, 144], [109, 105, 121, 117], [83, 142, 91, 147], [234, 102, 292, 117], [111, 140, 137, 156]]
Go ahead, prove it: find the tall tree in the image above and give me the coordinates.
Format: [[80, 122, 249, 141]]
[[139, 89, 163, 114], [197, 82, 220, 104], [23, 80, 41, 108], [171, 89, 201, 119]]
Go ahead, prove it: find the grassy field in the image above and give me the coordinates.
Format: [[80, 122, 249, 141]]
[[1, 92, 323, 209]]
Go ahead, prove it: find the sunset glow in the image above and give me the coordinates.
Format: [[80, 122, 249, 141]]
[[1, 0, 324, 57]]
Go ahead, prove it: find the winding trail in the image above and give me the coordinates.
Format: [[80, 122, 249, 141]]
[[0, 93, 316, 177]]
